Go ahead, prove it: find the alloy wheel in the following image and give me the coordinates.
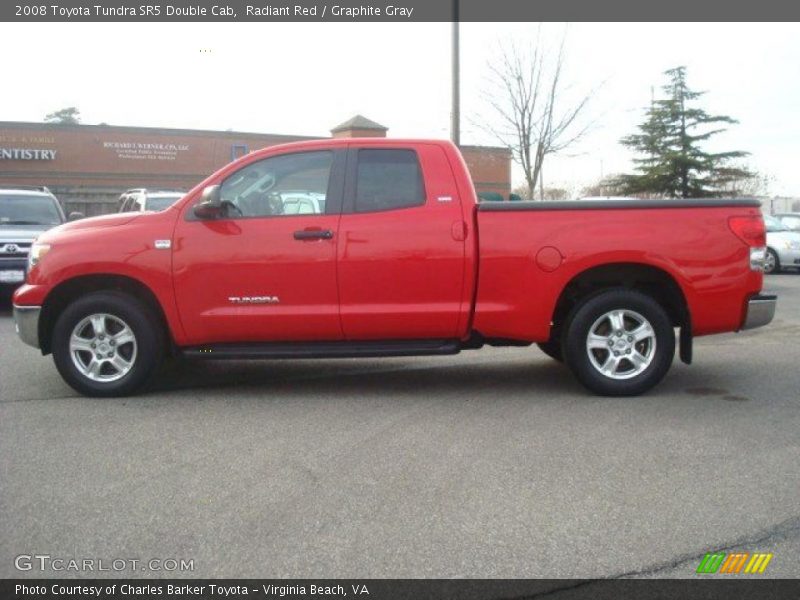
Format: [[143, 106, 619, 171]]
[[69, 313, 138, 382], [585, 309, 656, 380]]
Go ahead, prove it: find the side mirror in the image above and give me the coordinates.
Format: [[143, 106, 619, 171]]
[[68, 211, 84, 221], [193, 185, 224, 220], [201, 184, 222, 207]]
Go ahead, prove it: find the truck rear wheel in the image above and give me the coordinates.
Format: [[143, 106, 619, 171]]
[[563, 289, 674, 396], [51, 291, 165, 397]]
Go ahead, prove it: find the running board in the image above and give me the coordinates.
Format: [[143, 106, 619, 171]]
[[181, 339, 462, 360]]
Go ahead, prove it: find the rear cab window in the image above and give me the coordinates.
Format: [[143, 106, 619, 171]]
[[354, 149, 425, 213]]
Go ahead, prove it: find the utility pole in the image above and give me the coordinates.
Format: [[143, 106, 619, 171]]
[[451, 0, 460, 147], [539, 164, 544, 200]]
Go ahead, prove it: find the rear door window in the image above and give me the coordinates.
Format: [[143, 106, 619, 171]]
[[354, 149, 425, 213]]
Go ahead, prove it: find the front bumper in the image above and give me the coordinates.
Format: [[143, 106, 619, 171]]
[[0, 258, 28, 288], [13, 304, 41, 348], [741, 294, 777, 330]]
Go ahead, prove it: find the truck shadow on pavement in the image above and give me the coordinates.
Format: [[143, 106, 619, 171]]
[[133, 351, 757, 403], [147, 355, 586, 400]]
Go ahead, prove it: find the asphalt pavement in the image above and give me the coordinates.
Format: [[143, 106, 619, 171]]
[[1, 275, 798, 579]]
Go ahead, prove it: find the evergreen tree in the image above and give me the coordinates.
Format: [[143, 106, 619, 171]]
[[618, 67, 750, 198]]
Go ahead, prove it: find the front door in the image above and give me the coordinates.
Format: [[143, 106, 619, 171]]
[[173, 149, 345, 345]]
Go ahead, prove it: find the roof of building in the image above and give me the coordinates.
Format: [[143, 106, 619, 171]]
[[330, 115, 388, 133], [459, 144, 513, 154], [0, 121, 318, 141]]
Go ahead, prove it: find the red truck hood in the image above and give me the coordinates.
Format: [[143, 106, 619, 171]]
[[58, 213, 141, 232], [35, 212, 144, 244]]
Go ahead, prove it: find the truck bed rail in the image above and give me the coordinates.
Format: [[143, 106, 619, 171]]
[[478, 198, 762, 211]]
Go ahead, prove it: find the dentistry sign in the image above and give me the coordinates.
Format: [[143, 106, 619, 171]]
[[0, 148, 57, 160]]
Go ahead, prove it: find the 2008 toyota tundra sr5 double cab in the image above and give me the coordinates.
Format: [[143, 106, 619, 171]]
[[13, 138, 776, 397]]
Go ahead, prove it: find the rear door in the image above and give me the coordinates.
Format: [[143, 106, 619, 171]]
[[336, 144, 467, 340]]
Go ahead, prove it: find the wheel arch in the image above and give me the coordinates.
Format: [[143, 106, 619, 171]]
[[551, 262, 690, 345], [39, 274, 172, 355]]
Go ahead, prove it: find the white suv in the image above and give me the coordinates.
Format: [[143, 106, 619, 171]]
[[118, 189, 184, 213]]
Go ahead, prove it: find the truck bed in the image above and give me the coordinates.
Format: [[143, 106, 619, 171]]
[[473, 198, 764, 341]]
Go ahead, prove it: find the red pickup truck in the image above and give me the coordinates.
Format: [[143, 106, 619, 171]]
[[13, 138, 775, 397]]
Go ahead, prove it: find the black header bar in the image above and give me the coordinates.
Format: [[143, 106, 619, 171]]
[[3, 0, 800, 22], [3, 579, 800, 600]]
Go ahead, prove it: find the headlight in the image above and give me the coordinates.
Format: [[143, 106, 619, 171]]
[[28, 242, 51, 270]]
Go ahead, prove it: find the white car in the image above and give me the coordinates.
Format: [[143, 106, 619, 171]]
[[775, 212, 800, 232], [118, 189, 184, 213], [764, 214, 800, 274]]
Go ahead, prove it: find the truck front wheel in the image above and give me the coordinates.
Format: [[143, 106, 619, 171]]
[[51, 291, 165, 397], [563, 289, 675, 396]]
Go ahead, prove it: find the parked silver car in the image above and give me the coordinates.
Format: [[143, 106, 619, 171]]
[[765, 214, 800, 274], [0, 186, 71, 296], [774, 212, 800, 232]]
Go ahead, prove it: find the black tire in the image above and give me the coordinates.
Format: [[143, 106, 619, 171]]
[[0, 286, 13, 307], [537, 340, 563, 362], [51, 291, 165, 397], [562, 289, 675, 396], [764, 248, 780, 274]]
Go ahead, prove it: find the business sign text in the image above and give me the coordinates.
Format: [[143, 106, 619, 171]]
[[0, 148, 57, 160]]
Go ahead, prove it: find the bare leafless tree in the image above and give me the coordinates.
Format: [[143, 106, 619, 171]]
[[581, 174, 627, 198], [481, 31, 593, 200], [719, 162, 773, 198]]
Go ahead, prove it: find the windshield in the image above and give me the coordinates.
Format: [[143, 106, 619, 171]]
[[0, 194, 63, 225], [778, 215, 800, 230], [764, 214, 788, 232], [145, 195, 182, 211]]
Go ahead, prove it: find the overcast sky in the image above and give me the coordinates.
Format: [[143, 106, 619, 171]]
[[2, 22, 799, 196]]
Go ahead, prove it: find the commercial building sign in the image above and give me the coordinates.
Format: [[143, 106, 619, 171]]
[[103, 141, 190, 161], [0, 148, 57, 160]]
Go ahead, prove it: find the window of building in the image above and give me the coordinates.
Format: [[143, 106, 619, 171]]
[[231, 144, 249, 161], [355, 149, 424, 213]]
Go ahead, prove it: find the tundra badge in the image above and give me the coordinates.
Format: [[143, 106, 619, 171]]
[[228, 296, 280, 304]]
